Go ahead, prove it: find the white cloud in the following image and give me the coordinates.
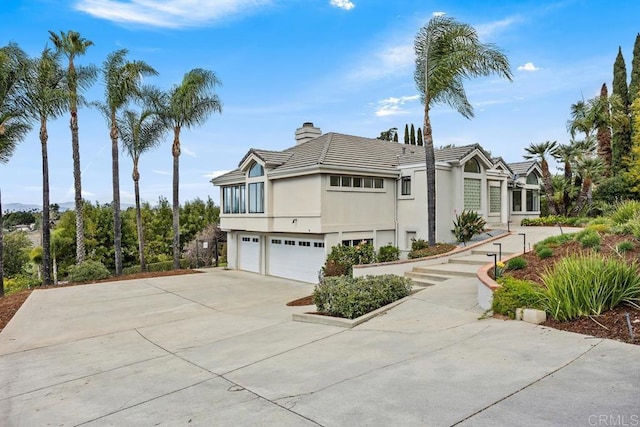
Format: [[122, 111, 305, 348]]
[[330, 0, 355, 10], [475, 16, 520, 38], [432, 11, 446, 17], [74, 0, 270, 28], [517, 62, 541, 72], [349, 43, 414, 82], [204, 170, 232, 179], [181, 146, 197, 157], [375, 95, 420, 117]]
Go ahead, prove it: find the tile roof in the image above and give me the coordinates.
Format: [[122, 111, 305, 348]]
[[213, 132, 500, 182], [508, 161, 538, 176]]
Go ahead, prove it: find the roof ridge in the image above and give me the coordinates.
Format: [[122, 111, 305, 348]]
[[318, 133, 333, 164]]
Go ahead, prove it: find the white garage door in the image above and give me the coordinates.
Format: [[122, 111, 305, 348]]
[[239, 235, 260, 273], [268, 237, 325, 283]]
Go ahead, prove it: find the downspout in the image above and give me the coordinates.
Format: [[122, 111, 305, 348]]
[[394, 175, 399, 248]]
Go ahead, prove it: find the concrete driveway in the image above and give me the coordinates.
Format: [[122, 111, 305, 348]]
[[1, 268, 638, 426]]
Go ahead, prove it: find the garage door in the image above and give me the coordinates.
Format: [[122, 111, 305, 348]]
[[268, 237, 325, 283], [239, 235, 260, 273]]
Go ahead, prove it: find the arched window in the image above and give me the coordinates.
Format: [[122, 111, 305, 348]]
[[248, 162, 264, 177], [526, 173, 539, 185], [464, 158, 480, 173]]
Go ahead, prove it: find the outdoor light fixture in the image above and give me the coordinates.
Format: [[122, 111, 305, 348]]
[[487, 253, 497, 279], [493, 242, 502, 261], [518, 233, 526, 254]]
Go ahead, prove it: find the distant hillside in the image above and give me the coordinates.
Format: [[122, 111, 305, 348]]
[[3, 202, 133, 213]]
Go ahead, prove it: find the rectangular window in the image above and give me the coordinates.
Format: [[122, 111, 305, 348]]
[[512, 189, 522, 212], [526, 189, 539, 212], [341, 176, 352, 187], [252, 237, 259, 243], [342, 239, 373, 246], [271, 239, 281, 244], [298, 241, 311, 247], [223, 185, 246, 214], [314, 242, 325, 248], [353, 177, 362, 188], [363, 178, 373, 188], [401, 177, 411, 195], [464, 178, 481, 210], [248, 182, 264, 213], [284, 240, 295, 246], [330, 176, 340, 186], [374, 178, 384, 189], [242, 237, 250, 242], [489, 186, 501, 213]]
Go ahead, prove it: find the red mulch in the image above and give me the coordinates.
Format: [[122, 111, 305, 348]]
[[495, 233, 640, 345], [0, 269, 201, 332], [286, 295, 314, 306]]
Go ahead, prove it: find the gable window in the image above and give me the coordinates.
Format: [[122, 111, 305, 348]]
[[401, 177, 411, 195], [464, 158, 481, 173], [223, 184, 246, 214], [248, 182, 264, 213], [248, 162, 264, 177], [526, 173, 540, 185]]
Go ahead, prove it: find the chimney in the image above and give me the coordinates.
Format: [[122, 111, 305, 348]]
[[295, 122, 322, 145]]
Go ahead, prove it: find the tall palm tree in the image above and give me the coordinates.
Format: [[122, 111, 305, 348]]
[[119, 108, 165, 271], [49, 30, 96, 265], [100, 49, 157, 275], [552, 141, 579, 215], [414, 16, 512, 245], [149, 69, 222, 269], [22, 48, 68, 286], [524, 141, 559, 215], [0, 43, 30, 296], [572, 157, 604, 215]]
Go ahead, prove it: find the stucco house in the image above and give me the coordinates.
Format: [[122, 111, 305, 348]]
[[212, 122, 541, 283]]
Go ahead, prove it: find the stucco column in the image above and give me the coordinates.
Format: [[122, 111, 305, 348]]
[[501, 179, 509, 224]]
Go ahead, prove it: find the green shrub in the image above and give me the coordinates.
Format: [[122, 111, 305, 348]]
[[540, 254, 640, 321], [610, 200, 640, 225], [534, 233, 576, 249], [617, 241, 635, 253], [506, 257, 527, 270], [146, 259, 190, 272], [411, 238, 429, 251], [492, 277, 544, 319], [452, 210, 486, 243], [3, 275, 42, 295], [408, 244, 457, 259], [67, 260, 111, 283], [377, 244, 400, 263], [575, 229, 601, 249], [536, 246, 553, 259], [521, 215, 588, 227], [313, 274, 412, 319], [322, 243, 377, 277]]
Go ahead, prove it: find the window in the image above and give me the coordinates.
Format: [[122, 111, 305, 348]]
[[298, 241, 311, 247], [223, 185, 246, 214], [374, 178, 383, 189], [314, 242, 325, 248], [330, 176, 340, 186], [401, 177, 411, 195], [353, 177, 362, 188], [526, 189, 539, 212], [284, 240, 295, 246], [464, 158, 481, 173], [526, 173, 540, 185], [512, 189, 522, 212], [464, 178, 481, 210], [489, 186, 501, 213], [342, 239, 373, 246], [248, 182, 264, 213], [328, 175, 384, 190], [363, 178, 373, 188], [271, 239, 282, 244], [242, 237, 250, 242], [252, 237, 259, 243], [248, 162, 264, 177], [341, 176, 351, 187]]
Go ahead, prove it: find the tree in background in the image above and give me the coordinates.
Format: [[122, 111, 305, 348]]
[[629, 33, 640, 104], [0, 43, 31, 296], [525, 141, 559, 215], [410, 123, 416, 145], [376, 127, 397, 141], [626, 97, 640, 194], [572, 157, 604, 215], [119, 108, 165, 271], [612, 47, 631, 172], [100, 49, 157, 275], [414, 15, 512, 245], [403, 124, 409, 144], [2, 231, 32, 278], [595, 84, 613, 173], [417, 127, 423, 146], [22, 48, 68, 286], [48, 30, 96, 266], [147, 69, 222, 269], [552, 141, 578, 215]]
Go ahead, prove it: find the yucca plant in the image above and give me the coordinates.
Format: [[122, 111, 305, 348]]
[[452, 210, 486, 244]]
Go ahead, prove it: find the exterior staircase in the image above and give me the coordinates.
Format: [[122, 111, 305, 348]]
[[404, 248, 516, 287]]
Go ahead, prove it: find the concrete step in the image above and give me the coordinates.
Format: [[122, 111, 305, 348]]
[[410, 263, 480, 278], [471, 249, 517, 258], [405, 271, 454, 283], [448, 254, 496, 266]]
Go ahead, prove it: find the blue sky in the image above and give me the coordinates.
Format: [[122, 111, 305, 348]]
[[1, 0, 639, 207]]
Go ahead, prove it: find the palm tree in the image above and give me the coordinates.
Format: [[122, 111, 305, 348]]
[[552, 141, 579, 215], [414, 16, 512, 245], [524, 141, 559, 215], [149, 69, 222, 269], [119, 108, 165, 271], [49, 30, 96, 265], [0, 43, 30, 296], [572, 157, 605, 215], [22, 48, 68, 286], [100, 49, 157, 275]]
